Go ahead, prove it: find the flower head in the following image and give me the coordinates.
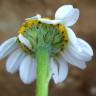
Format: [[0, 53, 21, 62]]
[[0, 5, 93, 84]]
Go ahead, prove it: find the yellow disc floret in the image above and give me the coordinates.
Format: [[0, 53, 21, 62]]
[[18, 26, 26, 34], [18, 20, 40, 34], [54, 24, 68, 47]]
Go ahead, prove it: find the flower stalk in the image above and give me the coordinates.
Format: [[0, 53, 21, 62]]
[[36, 47, 51, 96]]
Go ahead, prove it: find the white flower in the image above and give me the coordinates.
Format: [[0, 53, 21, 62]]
[[0, 5, 93, 84]]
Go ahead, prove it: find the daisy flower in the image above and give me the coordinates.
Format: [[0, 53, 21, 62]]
[[0, 5, 93, 85]]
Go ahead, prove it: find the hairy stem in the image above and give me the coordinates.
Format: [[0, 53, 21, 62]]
[[36, 47, 50, 96]]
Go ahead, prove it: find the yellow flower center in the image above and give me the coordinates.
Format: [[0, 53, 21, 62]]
[[18, 18, 69, 55]]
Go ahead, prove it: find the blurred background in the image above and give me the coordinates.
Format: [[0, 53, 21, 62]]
[[0, 0, 96, 96]]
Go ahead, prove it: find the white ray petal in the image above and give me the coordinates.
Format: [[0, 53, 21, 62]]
[[6, 49, 26, 74], [62, 51, 87, 70], [68, 42, 92, 62], [62, 8, 79, 26], [25, 14, 41, 20], [18, 34, 31, 49], [55, 5, 73, 20], [66, 27, 78, 47], [39, 19, 61, 24], [56, 55, 68, 83], [0, 37, 17, 59], [50, 58, 59, 84], [19, 55, 36, 84], [55, 5, 79, 26], [78, 38, 93, 57]]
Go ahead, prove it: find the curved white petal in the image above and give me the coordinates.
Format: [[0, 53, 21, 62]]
[[68, 40, 92, 62], [50, 58, 59, 84], [6, 49, 26, 74], [62, 51, 87, 70], [55, 5, 79, 26], [39, 19, 61, 24], [0, 37, 17, 59], [19, 55, 36, 84], [66, 27, 78, 47], [77, 38, 93, 58], [50, 57, 68, 84], [62, 8, 79, 26], [25, 14, 41, 20], [18, 34, 31, 49], [56, 56, 68, 83], [55, 5, 73, 20], [66, 30, 93, 62]]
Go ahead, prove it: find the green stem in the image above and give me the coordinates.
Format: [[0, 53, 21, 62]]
[[36, 47, 50, 96]]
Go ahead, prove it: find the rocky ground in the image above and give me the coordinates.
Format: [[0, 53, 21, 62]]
[[0, 0, 96, 96]]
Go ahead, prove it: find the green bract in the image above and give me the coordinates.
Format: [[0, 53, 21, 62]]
[[18, 21, 68, 56]]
